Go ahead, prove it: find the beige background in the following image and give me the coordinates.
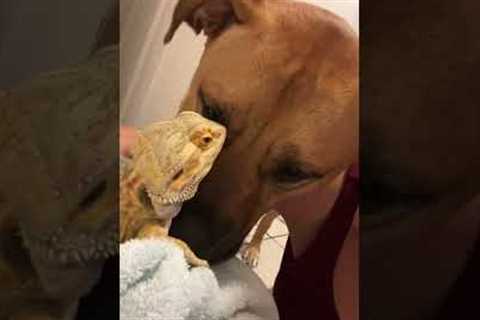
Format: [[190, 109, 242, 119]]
[[120, 0, 359, 127]]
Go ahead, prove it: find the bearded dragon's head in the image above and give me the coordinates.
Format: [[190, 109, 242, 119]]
[[131, 111, 226, 209]]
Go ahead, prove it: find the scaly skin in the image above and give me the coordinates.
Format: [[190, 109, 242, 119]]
[[119, 111, 226, 267], [0, 46, 118, 319]]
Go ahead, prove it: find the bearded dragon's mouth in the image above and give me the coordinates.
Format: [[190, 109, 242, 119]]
[[147, 176, 201, 206], [144, 159, 209, 206], [22, 221, 118, 266]]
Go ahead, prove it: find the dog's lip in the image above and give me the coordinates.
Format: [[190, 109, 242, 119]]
[[208, 239, 244, 265], [171, 205, 240, 263], [203, 221, 246, 263]]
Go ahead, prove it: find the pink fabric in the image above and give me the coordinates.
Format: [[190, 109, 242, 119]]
[[273, 165, 359, 320]]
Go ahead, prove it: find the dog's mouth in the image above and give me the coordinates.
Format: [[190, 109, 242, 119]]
[[205, 231, 245, 264], [170, 200, 246, 264]]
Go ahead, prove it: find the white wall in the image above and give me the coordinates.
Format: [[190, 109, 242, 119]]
[[121, 0, 206, 126], [121, 0, 358, 127], [302, 0, 358, 33]]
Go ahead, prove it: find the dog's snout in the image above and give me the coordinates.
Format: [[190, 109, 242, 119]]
[[169, 198, 245, 263]]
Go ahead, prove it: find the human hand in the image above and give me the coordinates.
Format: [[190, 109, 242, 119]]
[[120, 126, 138, 157]]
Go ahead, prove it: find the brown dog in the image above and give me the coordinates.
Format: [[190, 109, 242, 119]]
[[165, 0, 358, 265]]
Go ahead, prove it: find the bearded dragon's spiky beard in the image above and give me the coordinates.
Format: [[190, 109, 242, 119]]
[[147, 168, 206, 206], [21, 221, 118, 266], [148, 179, 199, 205], [146, 157, 214, 206]]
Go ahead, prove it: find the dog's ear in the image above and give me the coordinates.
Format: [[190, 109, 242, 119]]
[[164, 0, 265, 44]]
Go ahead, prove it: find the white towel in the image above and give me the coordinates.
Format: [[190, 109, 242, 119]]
[[120, 238, 256, 320]]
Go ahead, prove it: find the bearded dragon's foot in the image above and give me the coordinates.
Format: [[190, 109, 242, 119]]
[[185, 251, 209, 268], [169, 237, 209, 268], [137, 227, 209, 267], [240, 243, 261, 268]]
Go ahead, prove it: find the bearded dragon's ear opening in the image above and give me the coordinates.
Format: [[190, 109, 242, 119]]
[[163, 0, 266, 44]]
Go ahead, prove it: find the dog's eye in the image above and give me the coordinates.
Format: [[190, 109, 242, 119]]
[[199, 90, 228, 127], [273, 163, 313, 186], [203, 104, 226, 125]]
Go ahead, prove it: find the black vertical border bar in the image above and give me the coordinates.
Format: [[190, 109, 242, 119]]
[[0, 1, 120, 319], [76, 1, 120, 319], [360, 2, 480, 320]]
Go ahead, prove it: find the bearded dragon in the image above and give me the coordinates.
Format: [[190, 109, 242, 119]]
[[120, 111, 226, 267]]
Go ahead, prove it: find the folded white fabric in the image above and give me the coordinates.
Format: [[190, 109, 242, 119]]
[[120, 238, 251, 320]]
